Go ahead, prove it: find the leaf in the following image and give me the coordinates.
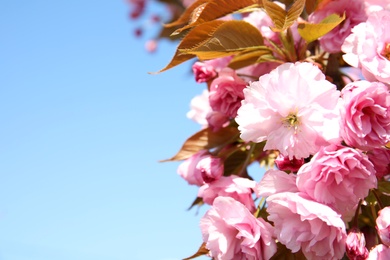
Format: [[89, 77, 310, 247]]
[[164, 0, 209, 28], [187, 197, 204, 210], [228, 48, 274, 70], [180, 20, 265, 60], [378, 181, 390, 195], [153, 20, 226, 73], [183, 242, 209, 260], [297, 12, 346, 43], [305, 0, 318, 15], [262, 0, 305, 32], [155, 20, 265, 73], [172, 0, 261, 35], [161, 126, 240, 162]]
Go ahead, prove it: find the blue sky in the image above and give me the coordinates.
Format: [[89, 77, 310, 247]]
[[0, 1, 211, 259]]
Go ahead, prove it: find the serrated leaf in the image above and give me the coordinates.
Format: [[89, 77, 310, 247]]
[[180, 20, 265, 60], [297, 12, 345, 43], [153, 20, 226, 73], [161, 126, 240, 162], [183, 242, 209, 260], [262, 0, 305, 32], [173, 0, 261, 35], [164, 0, 209, 28], [228, 48, 274, 70]]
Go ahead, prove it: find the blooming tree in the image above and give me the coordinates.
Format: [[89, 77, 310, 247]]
[[129, 0, 390, 259]]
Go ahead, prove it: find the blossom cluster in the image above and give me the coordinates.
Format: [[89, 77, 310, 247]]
[[130, 0, 390, 259]]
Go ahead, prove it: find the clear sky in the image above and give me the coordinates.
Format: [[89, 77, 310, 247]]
[[0, 1, 210, 259]]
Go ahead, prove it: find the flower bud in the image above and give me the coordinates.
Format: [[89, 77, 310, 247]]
[[196, 156, 224, 183], [275, 154, 305, 172], [346, 228, 369, 260]]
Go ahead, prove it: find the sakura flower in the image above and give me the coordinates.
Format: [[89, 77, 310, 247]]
[[177, 150, 209, 186], [196, 155, 224, 183], [200, 196, 277, 260], [254, 169, 298, 198], [206, 111, 230, 132], [309, 0, 367, 53], [340, 80, 390, 151], [209, 68, 247, 118], [274, 154, 305, 173], [267, 192, 347, 260], [243, 10, 278, 44], [186, 89, 211, 128], [236, 62, 341, 159], [192, 61, 217, 83], [346, 228, 369, 260], [296, 144, 377, 220], [198, 175, 256, 212], [376, 206, 390, 247], [367, 147, 390, 179], [367, 244, 390, 259], [365, 0, 390, 14], [342, 10, 390, 84]]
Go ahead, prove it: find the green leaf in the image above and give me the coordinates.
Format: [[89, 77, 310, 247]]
[[172, 0, 261, 35], [183, 242, 209, 260], [160, 126, 240, 162], [297, 12, 346, 43], [180, 20, 265, 60], [262, 0, 305, 32]]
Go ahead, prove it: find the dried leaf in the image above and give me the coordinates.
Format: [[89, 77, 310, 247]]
[[161, 126, 240, 162], [297, 13, 345, 43], [183, 242, 209, 260], [173, 0, 261, 35], [181, 20, 265, 60], [262, 0, 305, 32]]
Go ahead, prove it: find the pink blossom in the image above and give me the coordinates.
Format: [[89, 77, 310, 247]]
[[209, 68, 247, 118], [177, 150, 209, 186], [243, 10, 278, 44], [198, 175, 256, 212], [196, 155, 224, 183], [376, 206, 390, 247], [342, 10, 390, 84], [274, 154, 305, 173], [236, 62, 341, 159], [368, 244, 390, 259], [200, 196, 277, 260], [266, 192, 347, 260], [340, 80, 390, 150], [192, 61, 217, 83], [346, 228, 369, 260], [367, 147, 390, 179], [365, 0, 390, 14], [309, 0, 367, 53], [254, 169, 298, 198], [296, 144, 377, 220], [186, 89, 211, 128], [206, 111, 230, 132], [145, 39, 157, 53]]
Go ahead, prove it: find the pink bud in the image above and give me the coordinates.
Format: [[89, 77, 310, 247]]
[[196, 156, 224, 183], [346, 228, 369, 260], [275, 154, 305, 172]]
